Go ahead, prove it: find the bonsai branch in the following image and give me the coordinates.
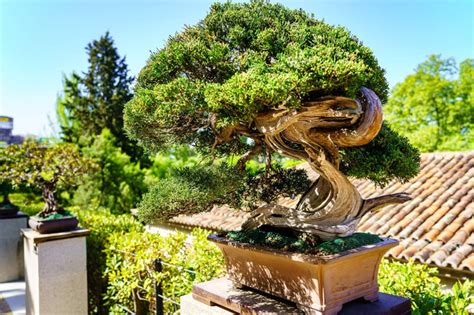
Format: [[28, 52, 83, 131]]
[[236, 140, 262, 171], [358, 193, 411, 217]]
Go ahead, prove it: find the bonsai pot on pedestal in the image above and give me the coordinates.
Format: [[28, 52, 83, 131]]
[[0, 203, 19, 218], [0, 186, 19, 218], [28, 215, 79, 234], [209, 234, 398, 315]]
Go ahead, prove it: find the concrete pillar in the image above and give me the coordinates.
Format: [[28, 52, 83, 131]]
[[0, 212, 28, 282], [22, 228, 89, 315]]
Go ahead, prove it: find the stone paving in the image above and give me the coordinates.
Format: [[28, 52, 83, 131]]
[[0, 281, 25, 315]]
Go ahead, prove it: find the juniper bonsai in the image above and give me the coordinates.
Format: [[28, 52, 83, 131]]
[[0, 141, 94, 218], [125, 0, 420, 239]]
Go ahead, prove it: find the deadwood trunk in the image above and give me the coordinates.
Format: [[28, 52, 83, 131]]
[[242, 88, 410, 240]]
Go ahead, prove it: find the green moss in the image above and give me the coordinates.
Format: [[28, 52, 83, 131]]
[[33, 210, 74, 221], [317, 233, 383, 254], [227, 229, 382, 255]]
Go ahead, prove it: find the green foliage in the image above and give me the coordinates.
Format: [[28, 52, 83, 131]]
[[138, 163, 310, 223], [124, 0, 388, 153], [0, 141, 95, 216], [75, 208, 144, 315], [238, 166, 311, 208], [8, 193, 44, 217], [227, 229, 382, 254], [143, 145, 202, 187], [341, 123, 421, 187], [104, 229, 224, 314], [58, 32, 147, 164], [73, 129, 146, 214], [138, 163, 246, 223], [379, 260, 473, 315], [385, 55, 474, 152]]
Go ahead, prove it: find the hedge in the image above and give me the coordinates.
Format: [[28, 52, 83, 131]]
[[83, 210, 472, 314], [6, 198, 473, 314]]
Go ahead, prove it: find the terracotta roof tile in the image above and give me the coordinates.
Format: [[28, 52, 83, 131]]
[[168, 151, 474, 273]]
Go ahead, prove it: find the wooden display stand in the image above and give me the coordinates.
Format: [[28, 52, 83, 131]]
[[181, 278, 411, 315]]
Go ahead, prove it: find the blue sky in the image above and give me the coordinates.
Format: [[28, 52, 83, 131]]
[[1, 0, 472, 136]]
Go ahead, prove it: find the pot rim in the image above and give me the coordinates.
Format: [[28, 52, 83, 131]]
[[208, 233, 398, 264]]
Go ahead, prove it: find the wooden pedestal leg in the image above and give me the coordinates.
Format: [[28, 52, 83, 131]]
[[296, 303, 343, 315], [231, 281, 244, 290], [364, 291, 379, 303]]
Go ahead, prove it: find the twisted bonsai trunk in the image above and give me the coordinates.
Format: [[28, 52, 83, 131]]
[[2, 193, 11, 206], [242, 88, 411, 240], [0, 193, 18, 210], [37, 181, 65, 218]]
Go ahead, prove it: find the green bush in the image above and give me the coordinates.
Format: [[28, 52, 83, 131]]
[[143, 145, 202, 187], [104, 229, 224, 314], [379, 260, 473, 315], [73, 129, 147, 214], [98, 230, 472, 315], [75, 209, 144, 314]]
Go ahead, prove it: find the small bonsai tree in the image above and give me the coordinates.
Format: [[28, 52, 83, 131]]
[[0, 140, 94, 218], [125, 0, 420, 240], [0, 180, 17, 211]]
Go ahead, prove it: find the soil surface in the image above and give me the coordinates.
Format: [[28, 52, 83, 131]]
[[226, 228, 382, 255]]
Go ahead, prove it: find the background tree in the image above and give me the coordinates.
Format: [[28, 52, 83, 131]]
[[125, 0, 419, 239], [73, 129, 146, 214], [57, 32, 148, 164], [385, 55, 473, 152]]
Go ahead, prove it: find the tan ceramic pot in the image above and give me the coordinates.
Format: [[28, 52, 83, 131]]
[[208, 234, 398, 315]]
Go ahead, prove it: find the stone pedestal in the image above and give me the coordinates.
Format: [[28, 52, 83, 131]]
[[0, 212, 28, 282], [22, 228, 90, 315], [182, 278, 411, 315]]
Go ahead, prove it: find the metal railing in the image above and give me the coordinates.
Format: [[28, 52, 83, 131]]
[[109, 249, 198, 315]]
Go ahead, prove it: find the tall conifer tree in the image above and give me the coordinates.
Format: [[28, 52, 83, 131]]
[[58, 32, 146, 163]]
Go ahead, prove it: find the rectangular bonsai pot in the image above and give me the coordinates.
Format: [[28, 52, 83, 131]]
[[208, 234, 398, 315], [29, 216, 79, 234]]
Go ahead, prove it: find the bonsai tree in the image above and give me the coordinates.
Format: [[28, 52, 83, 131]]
[[0, 140, 94, 218], [125, 0, 420, 240], [0, 180, 17, 211]]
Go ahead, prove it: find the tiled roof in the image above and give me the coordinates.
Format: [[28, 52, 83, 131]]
[[170, 152, 474, 273]]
